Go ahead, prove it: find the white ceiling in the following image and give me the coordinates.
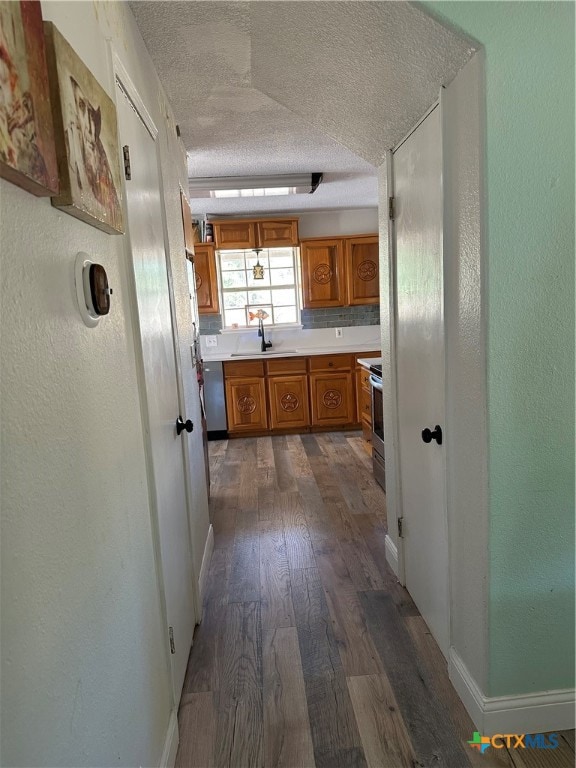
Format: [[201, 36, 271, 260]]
[[130, 1, 476, 217]]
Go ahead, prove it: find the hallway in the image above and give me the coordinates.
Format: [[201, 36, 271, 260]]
[[175, 434, 575, 768]]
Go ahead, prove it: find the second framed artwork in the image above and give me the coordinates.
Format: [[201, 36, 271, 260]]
[[44, 22, 124, 234]]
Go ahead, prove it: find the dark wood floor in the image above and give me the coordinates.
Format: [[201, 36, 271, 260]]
[[176, 433, 575, 768]]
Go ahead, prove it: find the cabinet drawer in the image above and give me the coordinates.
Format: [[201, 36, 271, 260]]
[[223, 360, 265, 378], [266, 357, 307, 375], [359, 386, 372, 422], [358, 367, 371, 391], [309, 354, 352, 372]]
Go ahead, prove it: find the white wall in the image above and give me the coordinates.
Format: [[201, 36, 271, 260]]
[[0, 2, 210, 766], [298, 207, 378, 238]]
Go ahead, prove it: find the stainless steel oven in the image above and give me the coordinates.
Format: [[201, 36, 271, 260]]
[[369, 365, 386, 490]]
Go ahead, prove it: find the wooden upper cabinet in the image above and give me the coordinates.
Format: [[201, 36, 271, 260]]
[[346, 235, 379, 305], [213, 220, 257, 250], [212, 218, 299, 250], [300, 238, 346, 308], [256, 219, 299, 248], [193, 243, 219, 314]]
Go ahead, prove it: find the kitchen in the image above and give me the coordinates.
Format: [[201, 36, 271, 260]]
[[193, 212, 386, 490]]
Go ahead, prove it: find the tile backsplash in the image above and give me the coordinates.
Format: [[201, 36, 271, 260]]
[[198, 314, 223, 334], [300, 305, 380, 329], [199, 305, 380, 334]]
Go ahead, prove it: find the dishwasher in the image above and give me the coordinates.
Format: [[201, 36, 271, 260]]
[[203, 361, 228, 440]]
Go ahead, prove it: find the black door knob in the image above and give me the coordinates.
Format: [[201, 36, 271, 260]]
[[176, 416, 194, 435], [422, 425, 442, 445]]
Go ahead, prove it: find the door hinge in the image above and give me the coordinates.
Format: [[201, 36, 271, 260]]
[[397, 516, 404, 538], [388, 196, 395, 220], [123, 145, 131, 180], [168, 626, 175, 654]]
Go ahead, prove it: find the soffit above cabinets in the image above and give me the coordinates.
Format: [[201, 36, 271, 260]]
[[129, 1, 476, 216]]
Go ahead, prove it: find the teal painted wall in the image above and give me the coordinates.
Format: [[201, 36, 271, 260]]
[[426, 1, 575, 696]]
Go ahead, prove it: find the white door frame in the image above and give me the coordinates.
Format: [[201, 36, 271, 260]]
[[385, 97, 450, 638], [110, 48, 201, 703]]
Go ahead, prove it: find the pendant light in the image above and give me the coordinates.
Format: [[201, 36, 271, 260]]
[[252, 248, 264, 280]]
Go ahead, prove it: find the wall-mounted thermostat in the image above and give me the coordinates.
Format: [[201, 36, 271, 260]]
[[75, 252, 113, 327]]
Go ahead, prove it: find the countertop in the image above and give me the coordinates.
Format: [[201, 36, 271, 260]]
[[357, 356, 382, 370], [202, 343, 381, 363]]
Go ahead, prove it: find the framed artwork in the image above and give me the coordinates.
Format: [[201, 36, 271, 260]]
[[44, 22, 124, 234], [0, 1, 58, 195]]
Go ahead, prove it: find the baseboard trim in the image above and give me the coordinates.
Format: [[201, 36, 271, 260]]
[[384, 534, 399, 577], [160, 707, 179, 768], [198, 524, 214, 607], [449, 648, 576, 735]]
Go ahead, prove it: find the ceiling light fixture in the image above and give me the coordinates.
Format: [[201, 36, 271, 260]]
[[188, 173, 323, 198]]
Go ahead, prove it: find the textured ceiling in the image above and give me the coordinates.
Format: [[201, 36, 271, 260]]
[[130, 1, 476, 217]]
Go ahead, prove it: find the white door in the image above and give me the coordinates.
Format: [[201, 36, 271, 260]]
[[394, 104, 449, 656], [116, 84, 195, 699]]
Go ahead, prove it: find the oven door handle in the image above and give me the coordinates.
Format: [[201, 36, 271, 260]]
[[370, 374, 383, 392]]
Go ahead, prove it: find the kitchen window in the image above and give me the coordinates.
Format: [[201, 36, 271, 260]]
[[218, 247, 301, 330]]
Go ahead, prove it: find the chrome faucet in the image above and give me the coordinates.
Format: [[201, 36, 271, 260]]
[[258, 317, 272, 352]]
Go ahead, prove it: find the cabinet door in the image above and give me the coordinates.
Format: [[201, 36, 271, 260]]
[[310, 372, 354, 426], [301, 239, 345, 308], [256, 219, 299, 248], [213, 220, 256, 250], [346, 235, 379, 305], [194, 244, 219, 314], [225, 377, 268, 433], [268, 375, 309, 430]]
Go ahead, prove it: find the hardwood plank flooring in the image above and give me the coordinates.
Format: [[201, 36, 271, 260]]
[[176, 434, 574, 768], [347, 674, 416, 768], [176, 691, 217, 768], [263, 627, 315, 768]]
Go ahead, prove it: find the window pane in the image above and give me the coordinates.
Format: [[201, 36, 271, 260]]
[[223, 291, 248, 309], [220, 256, 245, 271], [271, 288, 295, 306], [248, 289, 272, 305], [223, 308, 246, 327], [221, 270, 246, 289], [269, 267, 294, 286], [269, 253, 294, 267], [246, 254, 270, 269], [274, 306, 297, 324]]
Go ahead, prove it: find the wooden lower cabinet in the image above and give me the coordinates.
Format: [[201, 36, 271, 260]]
[[356, 366, 373, 445], [267, 375, 309, 430], [224, 376, 268, 433], [223, 352, 378, 435], [310, 372, 355, 427]]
